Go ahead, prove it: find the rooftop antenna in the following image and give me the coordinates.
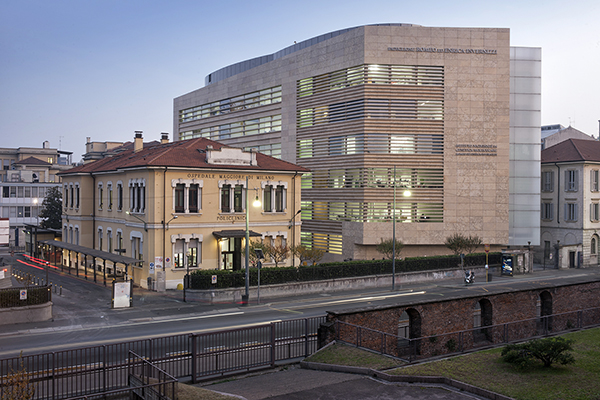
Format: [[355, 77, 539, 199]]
[[59, 135, 64, 150]]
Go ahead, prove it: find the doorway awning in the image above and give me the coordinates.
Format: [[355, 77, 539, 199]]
[[212, 230, 262, 239]]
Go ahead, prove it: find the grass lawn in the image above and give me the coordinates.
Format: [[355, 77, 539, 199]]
[[389, 328, 600, 400], [305, 342, 405, 370]]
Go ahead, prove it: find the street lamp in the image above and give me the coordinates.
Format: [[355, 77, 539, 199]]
[[243, 177, 261, 305], [33, 198, 39, 258], [125, 210, 147, 231], [289, 209, 302, 268], [392, 166, 411, 291]]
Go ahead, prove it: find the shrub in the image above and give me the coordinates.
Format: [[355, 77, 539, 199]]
[[501, 337, 576, 369], [375, 238, 404, 260], [445, 339, 457, 352]]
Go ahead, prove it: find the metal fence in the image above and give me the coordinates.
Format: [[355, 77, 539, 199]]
[[335, 306, 600, 362], [0, 316, 326, 400], [0, 285, 51, 308]]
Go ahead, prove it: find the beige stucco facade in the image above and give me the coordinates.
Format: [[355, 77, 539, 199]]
[[60, 142, 305, 290]]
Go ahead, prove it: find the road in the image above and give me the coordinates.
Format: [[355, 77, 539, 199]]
[[2, 253, 599, 359]]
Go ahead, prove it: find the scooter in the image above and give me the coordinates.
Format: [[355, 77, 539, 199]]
[[464, 270, 474, 285]]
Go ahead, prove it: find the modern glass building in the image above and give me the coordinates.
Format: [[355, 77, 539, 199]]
[[174, 24, 541, 262]]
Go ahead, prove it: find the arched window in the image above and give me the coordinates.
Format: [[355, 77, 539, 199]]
[[591, 236, 597, 255]]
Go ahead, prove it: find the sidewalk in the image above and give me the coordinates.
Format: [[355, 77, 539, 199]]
[[2, 249, 599, 336]]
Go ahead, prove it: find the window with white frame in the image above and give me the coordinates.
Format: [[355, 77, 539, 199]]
[[107, 229, 113, 253], [63, 185, 68, 208], [541, 202, 553, 220], [542, 171, 554, 192], [75, 184, 80, 209], [129, 179, 146, 213], [172, 235, 202, 268], [98, 182, 104, 209], [565, 203, 578, 222], [116, 230, 123, 253], [592, 236, 598, 255], [173, 239, 184, 268], [262, 182, 287, 212], [131, 234, 143, 261], [565, 170, 578, 192], [107, 182, 113, 210], [591, 170, 599, 192], [591, 202, 599, 222], [117, 182, 123, 211], [172, 179, 202, 214], [69, 184, 74, 208], [220, 182, 244, 213], [187, 238, 201, 267], [74, 226, 79, 245], [98, 228, 103, 251]]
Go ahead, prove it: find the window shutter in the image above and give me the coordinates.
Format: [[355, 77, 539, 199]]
[[574, 170, 579, 191]]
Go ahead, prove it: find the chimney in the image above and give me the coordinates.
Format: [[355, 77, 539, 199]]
[[161, 132, 169, 144], [134, 131, 143, 152]]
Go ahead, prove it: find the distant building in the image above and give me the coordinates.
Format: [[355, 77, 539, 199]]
[[58, 133, 308, 290], [0, 142, 73, 248], [173, 24, 541, 261], [541, 124, 597, 150], [82, 133, 163, 163], [540, 139, 600, 268]]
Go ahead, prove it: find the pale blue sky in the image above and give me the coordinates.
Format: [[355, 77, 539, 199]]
[[1, 0, 599, 160]]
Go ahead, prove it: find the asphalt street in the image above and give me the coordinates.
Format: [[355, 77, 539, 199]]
[[2, 249, 599, 399]]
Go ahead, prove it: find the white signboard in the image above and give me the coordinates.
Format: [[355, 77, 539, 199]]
[[149, 262, 155, 274], [20, 289, 27, 300], [113, 281, 131, 308], [155, 256, 163, 271]]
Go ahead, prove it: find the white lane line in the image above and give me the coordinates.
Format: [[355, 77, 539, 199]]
[[318, 291, 427, 306]]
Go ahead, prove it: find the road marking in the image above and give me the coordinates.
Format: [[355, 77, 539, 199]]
[[122, 311, 245, 327], [270, 291, 427, 311]]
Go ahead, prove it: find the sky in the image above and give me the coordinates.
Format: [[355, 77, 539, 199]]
[[1, 0, 599, 161]]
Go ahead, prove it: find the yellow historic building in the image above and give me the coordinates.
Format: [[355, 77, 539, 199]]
[[58, 134, 307, 290]]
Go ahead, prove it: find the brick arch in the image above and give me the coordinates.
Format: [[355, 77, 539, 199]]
[[538, 290, 553, 333], [473, 298, 492, 342], [398, 308, 422, 356]]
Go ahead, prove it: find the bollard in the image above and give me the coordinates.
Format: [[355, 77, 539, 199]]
[[60, 286, 63, 296]]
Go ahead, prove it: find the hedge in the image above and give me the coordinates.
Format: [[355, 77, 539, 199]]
[[188, 253, 500, 290]]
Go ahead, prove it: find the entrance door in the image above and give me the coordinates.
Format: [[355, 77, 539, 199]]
[[221, 238, 243, 271], [569, 251, 576, 268]]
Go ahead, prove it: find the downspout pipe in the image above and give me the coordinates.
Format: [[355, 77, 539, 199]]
[[91, 173, 96, 248], [554, 163, 560, 224]]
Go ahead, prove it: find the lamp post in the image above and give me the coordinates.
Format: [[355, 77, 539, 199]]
[[183, 248, 190, 302], [392, 166, 411, 291], [289, 209, 302, 268], [243, 176, 261, 305], [33, 198, 39, 259]]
